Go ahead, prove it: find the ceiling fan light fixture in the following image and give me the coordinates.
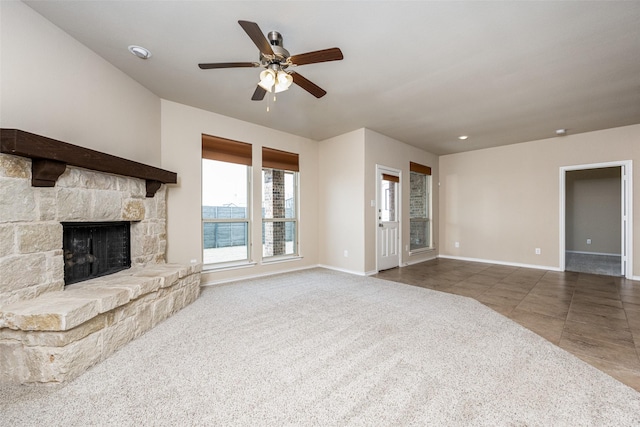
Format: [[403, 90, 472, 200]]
[[258, 69, 276, 91], [274, 71, 293, 93]]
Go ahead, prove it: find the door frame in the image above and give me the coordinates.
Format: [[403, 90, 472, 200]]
[[559, 160, 633, 278], [376, 164, 402, 272]]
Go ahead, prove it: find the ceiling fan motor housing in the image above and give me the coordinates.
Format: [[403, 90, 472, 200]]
[[263, 31, 290, 67], [268, 31, 283, 46]]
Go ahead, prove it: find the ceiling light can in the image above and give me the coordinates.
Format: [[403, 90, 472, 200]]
[[128, 45, 152, 59]]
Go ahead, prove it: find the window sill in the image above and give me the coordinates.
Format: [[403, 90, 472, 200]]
[[202, 260, 257, 272], [262, 255, 303, 265]]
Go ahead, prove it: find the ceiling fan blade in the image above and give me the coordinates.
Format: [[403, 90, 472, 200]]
[[291, 72, 327, 98], [238, 20, 274, 56], [252, 85, 267, 101], [198, 62, 259, 69], [289, 48, 343, 66]]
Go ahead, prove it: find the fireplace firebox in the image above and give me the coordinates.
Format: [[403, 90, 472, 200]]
[[62, 222, 131, 285]]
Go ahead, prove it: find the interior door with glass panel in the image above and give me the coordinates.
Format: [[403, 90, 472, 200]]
[[378, 172, 400, 271]]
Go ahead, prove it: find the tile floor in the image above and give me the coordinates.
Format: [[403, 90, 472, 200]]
[[374, 258, 640, 392]]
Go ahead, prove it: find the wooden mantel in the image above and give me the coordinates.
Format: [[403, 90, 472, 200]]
[[0, 129, 177, 197]]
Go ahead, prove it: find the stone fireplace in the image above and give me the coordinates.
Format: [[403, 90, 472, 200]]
[[0, 130, 202, 384]]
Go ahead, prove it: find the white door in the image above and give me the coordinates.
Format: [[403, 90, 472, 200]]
[[377, 171, 400, 271]]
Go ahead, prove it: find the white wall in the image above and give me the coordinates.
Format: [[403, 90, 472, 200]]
[[317, 128, 439, 275], [0, 1, 161, 166], [439, 124, 640, 275], [1, 0, 442, 282], [161, 100, 319, 284], [318, 129, 366, 273], [363, 129, 439, 273]]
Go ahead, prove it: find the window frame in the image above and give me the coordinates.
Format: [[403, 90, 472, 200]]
[[409, 162, 433, 254], [201, 135, 253, 268], [261, 167, 299, 260]]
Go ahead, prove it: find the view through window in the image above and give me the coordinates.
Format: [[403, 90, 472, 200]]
[[262, 168, 297, 258], [202, 159, 250, 265], [409, 162, 432, 251]]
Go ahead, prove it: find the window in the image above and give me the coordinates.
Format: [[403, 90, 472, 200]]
[[409, 162, 432, 252], [202, 135, 251, 265], [262, 147, 299, 259], [380, 173, 399, 222]]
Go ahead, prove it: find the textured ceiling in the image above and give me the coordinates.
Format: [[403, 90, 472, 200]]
[[24, 1, 640, 154]]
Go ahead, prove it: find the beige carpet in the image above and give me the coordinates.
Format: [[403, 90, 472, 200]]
[[2, 268, 640, 425]]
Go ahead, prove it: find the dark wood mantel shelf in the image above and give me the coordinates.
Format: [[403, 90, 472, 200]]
[[0, 129, 177, 197]]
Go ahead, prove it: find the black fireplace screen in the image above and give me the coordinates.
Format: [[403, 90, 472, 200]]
[[62, 222, 131, 285]]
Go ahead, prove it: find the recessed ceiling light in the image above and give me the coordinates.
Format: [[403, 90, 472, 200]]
[[458, 135, 468, 140], [128, 45, 152, 60]]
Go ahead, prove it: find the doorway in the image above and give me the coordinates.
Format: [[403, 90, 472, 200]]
[[376, 166, 401, 271], [560, 161, 632, 278]]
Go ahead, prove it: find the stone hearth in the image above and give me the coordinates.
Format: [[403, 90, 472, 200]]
[[0, 263, 201, 383], [0, 137, 201, 384]]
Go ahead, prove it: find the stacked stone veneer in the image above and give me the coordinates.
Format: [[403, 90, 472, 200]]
[[0, 153, 202, 384], [0, 263, 201, 384], [263, 169, 286, 256], [0, 153, 167, 306]]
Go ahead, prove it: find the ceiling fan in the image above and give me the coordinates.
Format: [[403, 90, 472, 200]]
[[198, 20, 343, 100]]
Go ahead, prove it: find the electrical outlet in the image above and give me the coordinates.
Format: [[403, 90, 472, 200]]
[[454, 242, 460, 248], [405, 245, 409, 251], [587, 239, 592, 245], [535, 248, 541, 255], [344, 250, 349, 258]]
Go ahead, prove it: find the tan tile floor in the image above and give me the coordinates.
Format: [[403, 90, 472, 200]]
[[374, 258, 640, 392]]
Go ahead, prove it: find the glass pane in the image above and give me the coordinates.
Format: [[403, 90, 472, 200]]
[[202, 159, 248, 216], [410, 172, 428, 219], [263, 221, 296, 257], [202, 159, 249, 264], [262, 169, 296, 219], [380, 178, 397, 222], [203, 222, 248, 264], [410, 219, 430, 251], [285, 172, 295, 218]]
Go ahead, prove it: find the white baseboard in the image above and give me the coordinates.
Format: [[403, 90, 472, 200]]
[[201, 264, 320, 286], [437, 255, 563, 272], [404, 254, 437, 266], [200, 258, 640, 286], [318, 264, 370, 277], [202, 263, 382, 286]]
